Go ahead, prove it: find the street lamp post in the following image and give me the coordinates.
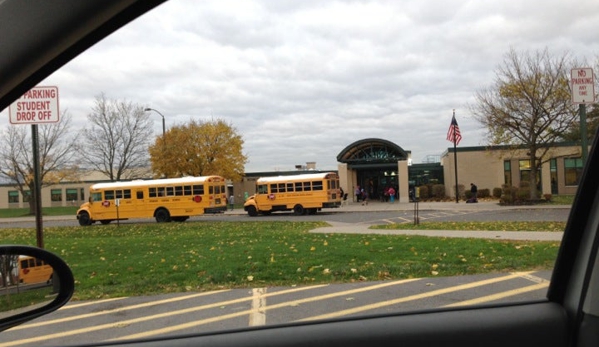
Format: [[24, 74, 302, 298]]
[[144, 108, 166, 139]]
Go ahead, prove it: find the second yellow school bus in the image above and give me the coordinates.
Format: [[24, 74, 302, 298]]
[[76, 176, 228, 225], [243, 172, 342, 216], [18, 256, 53, 284]]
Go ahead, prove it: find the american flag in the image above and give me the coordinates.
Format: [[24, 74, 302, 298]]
[[446, 115, 462, 145]]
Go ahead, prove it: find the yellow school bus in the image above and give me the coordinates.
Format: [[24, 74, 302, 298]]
[[244, 172, 342, 216], [18, 256, 53, 284], [76, 176, 228, 225]]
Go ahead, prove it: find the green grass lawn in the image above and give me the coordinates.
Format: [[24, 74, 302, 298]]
[[0, 221, 560, 301]]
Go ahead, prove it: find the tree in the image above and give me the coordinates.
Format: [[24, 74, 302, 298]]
[[470, 48, 578, 200], [81, 94, 154, 181], [0, 113, 80, 214], [149, 118, 247, 181]]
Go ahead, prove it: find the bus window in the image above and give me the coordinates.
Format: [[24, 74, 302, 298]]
[[136, 191, 144, 199], [295, 182, 303, 191], [193, 185, 204, 195], [287, 183, 294, 192], [105, 190, 115, 200], [91, 192, 102, 202], [116, 190, 123, 199], [258, 184, 268, 194], [270, 184, 278, 193], [313, 181, 323, 191], [166, 187, 174, 196], [184, 186, 192, 195], [149, 187, 156, 197], [328, 180, 337, 189], [278, 183, 286, 192], [303, 182, 311, 191], [157, 187, 165, 196], [124, 189, 131, 199], [175, 186, 183, 196]]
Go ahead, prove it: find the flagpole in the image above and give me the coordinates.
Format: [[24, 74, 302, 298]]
[[453, 110, 459, 203]]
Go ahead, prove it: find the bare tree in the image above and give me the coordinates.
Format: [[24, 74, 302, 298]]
[[81, 93, 154, 181], [0, 112, 80, 213], [470, 48, 578, 200]]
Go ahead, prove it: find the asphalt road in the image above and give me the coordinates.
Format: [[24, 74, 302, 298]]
[[1, 270, 552, 347], [0, 205, 571, 229]]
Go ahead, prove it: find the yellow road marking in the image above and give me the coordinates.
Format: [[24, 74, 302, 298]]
[[296, 272, 533, 321], [0, 285, 326, 347], [2, 272, 547, 346], [113, 278, 420, 340], [443, 282, 549, 307], [8, 290, 229, 331], [58, 297, 127, 310]]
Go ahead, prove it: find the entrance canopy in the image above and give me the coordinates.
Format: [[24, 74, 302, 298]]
[[337, 138, 408, 168]]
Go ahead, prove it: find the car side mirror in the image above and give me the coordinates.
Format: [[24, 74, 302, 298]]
[[0, 245, 74, 332]]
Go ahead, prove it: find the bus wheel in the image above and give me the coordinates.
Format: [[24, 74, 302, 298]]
[[155, 208, 171, 223], [293, 204, 305, 215], [78, 211, 92, 226], [100, 220, 111, 225], [247, 206, 258, 217]]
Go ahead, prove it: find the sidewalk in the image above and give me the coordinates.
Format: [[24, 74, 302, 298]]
[[305, 200, 566, 241]]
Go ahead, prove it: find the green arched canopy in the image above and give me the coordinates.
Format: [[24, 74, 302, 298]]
[[336, 138, 408, 168]]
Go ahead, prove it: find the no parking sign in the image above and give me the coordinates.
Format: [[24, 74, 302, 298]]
[[8, 86, 60, 124]]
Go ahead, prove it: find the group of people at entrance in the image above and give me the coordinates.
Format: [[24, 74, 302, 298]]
[[354, 185, 397, 204]]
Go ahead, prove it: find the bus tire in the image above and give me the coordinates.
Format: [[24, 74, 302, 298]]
[[247, 205, 258, 217], [155, 208, 171, 223], [293, 204, 305, 215], [78, 211, 92, 226]]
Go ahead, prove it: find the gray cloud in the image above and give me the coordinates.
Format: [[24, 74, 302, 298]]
[[2, 0, 598, 172]]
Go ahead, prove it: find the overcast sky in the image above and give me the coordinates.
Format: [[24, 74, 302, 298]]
[[3, 0, 599, 172]]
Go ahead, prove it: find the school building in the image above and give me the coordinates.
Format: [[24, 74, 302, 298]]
[[0, 138, 585, 209]]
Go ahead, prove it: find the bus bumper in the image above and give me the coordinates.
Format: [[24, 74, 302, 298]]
[[205, 206, 227, 214]]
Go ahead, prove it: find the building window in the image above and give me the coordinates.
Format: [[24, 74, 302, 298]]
[[80, 188, 85, 200], [550, 159, 558, 194], [8, 191, 19, 203], [66, 189, 78, 202], [518, 160, 531, 184], [51, 189, 63, 202], [564, 158, 583, 186], [504, 160, 512, 186], [23, 190, 31, 203]]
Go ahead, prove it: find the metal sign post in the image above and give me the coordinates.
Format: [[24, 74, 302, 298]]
[[8, 86, 60, 248]]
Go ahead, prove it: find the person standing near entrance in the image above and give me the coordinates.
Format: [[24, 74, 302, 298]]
[[228, 194, 235, 211], [388, 186, 396, 203], [470, 183, 478, 203], [355, 185, 361, 202]]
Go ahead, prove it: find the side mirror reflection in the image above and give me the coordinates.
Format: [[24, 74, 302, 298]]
[[0, 245, 74, 332]]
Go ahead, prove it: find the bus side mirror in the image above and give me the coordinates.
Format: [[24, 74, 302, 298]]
[[0, 245, 74, 332]]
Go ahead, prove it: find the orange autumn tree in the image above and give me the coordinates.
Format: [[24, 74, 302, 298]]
[[148, 118, 247, 181]]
